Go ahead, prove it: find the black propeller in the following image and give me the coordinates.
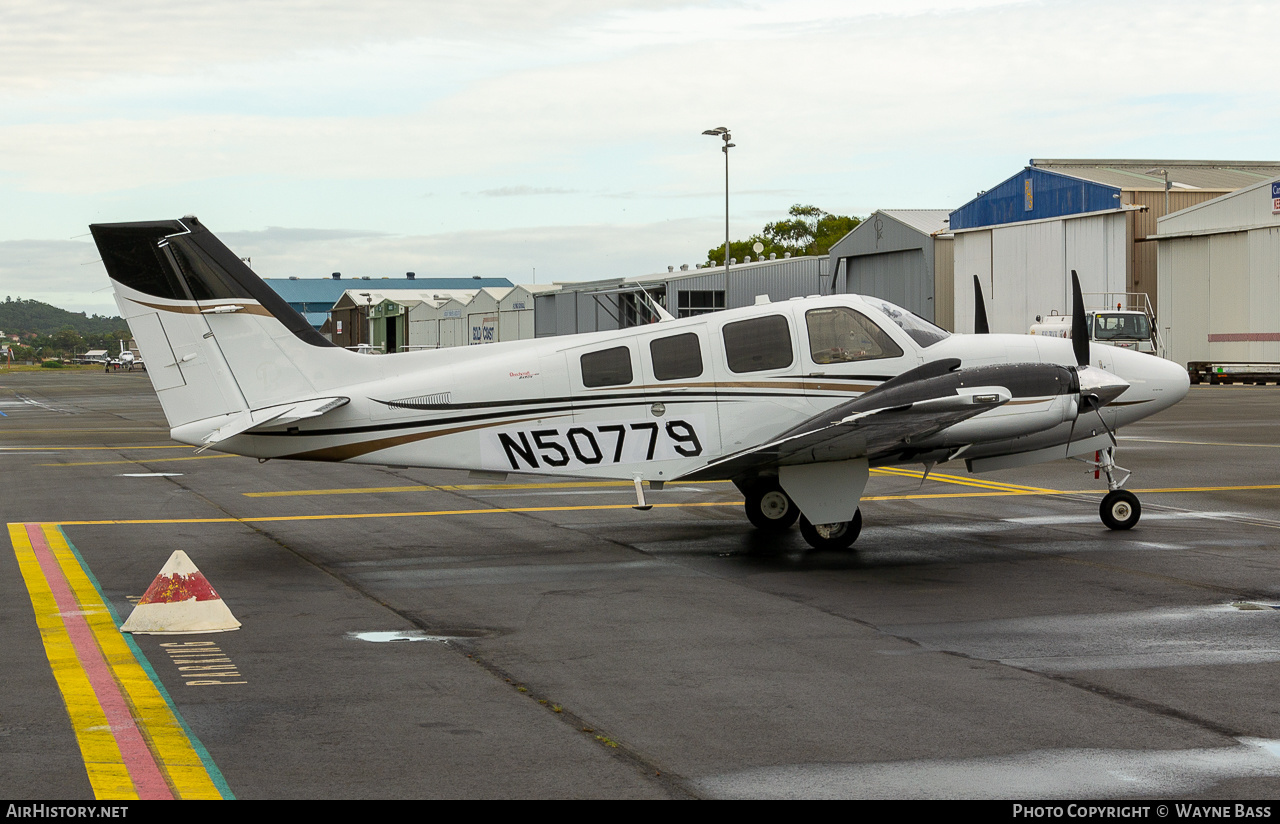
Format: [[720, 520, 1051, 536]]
[[1066, 270, 1122, 449], [973, 275, 990, 335], [1071, 269, 1089, 368]]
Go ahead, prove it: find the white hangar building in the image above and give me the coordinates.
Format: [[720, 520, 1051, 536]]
[[1155, 175, 1280, 368], [949, 160, 1280, 336]]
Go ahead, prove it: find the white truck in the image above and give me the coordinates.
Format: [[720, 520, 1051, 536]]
[[1030, 293, 1161, 356]]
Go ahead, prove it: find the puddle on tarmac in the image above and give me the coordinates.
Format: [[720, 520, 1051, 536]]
[[695, 738, 1280, 799]]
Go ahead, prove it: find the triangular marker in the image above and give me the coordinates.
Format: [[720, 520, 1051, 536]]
[[120, 550, 241, 635]]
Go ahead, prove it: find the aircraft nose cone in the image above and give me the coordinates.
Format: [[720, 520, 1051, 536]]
[[1077, 365, 1130, 406], [1155, 355, 1191, 407]]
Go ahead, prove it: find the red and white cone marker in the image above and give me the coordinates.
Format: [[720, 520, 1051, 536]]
[[120, 550, 241, 635]]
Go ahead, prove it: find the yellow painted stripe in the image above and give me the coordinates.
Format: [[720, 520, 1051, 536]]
[[244, 479, 736, 498], [43, 480, 1280, 529], [1120, 437, 1280, 449], [40, 526, 224, 800], [8, 523, 137, 799], [0, 445, 194, 452], [872, 466, 1061, 494]]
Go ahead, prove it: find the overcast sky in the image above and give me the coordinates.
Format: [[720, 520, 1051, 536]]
[[1, 0, 1275, 316]]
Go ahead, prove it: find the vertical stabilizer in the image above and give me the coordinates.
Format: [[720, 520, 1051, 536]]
[[91, 216, 339, 432]]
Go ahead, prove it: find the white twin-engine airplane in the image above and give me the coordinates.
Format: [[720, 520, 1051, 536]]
[[92, 216, 1190, 550]]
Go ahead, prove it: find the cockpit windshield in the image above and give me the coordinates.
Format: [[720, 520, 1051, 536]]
[[865, 298, 951, 347]]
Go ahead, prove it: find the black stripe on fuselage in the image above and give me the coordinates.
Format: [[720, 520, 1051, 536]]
[[252, 397, 710, 439]]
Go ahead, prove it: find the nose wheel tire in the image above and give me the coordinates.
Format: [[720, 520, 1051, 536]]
[[798, 509, 862, 551], [1100, 489, 1141, 530], [744, 483, 801, 532]]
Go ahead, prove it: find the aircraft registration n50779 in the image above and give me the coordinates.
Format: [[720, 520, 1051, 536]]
[[90, 217, 1190, 550]]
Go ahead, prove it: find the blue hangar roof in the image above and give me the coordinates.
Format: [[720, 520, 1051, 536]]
[[949, 167, 1122, 231], [263, 276, 515, 315]]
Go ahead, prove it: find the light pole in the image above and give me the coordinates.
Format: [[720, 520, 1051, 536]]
[[360, 292, 372, 348], [1144, 167, 1170, 216], [703, 126, 733, 309]]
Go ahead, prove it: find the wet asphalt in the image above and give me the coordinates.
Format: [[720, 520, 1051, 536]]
[[2, 369, 1279, 799]]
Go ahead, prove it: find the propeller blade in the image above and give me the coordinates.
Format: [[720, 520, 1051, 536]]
[[1071, 270, 1089, 367], [973, 275, 990, 334]]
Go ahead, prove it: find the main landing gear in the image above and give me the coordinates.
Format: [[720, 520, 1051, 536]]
[[799, 510, 862, 551], [1082, 447, 1141, 530], [742, 479, 861, 550]]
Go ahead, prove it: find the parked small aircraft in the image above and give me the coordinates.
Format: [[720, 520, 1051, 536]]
[[91, 217, 1189, 549], [105, 338, 143, 371]]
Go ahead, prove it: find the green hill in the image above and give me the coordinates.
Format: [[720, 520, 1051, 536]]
[[0, 297, 128, 338]]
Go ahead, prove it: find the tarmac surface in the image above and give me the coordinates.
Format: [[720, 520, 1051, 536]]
[[2, 368, 1280, 800]]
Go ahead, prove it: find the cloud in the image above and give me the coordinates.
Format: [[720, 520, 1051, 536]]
[[0, 239, 116, 315], [478, 186, 579, 197], [1, 0, 1277, 316]]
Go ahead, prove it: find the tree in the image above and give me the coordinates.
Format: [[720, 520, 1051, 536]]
[[707, 205, 860, 265]]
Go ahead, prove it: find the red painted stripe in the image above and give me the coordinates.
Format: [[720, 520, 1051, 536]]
[[25, 524, 175, 800], [1207, 333, 1280, 342], [138, 572, 220, 604]]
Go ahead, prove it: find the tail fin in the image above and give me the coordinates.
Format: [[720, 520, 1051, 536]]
[[91, 216, 339, 434]]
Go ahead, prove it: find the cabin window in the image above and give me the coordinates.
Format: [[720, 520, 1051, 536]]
[[581, 346, 633, 387], [650, 333, 703, 381], [805, 307, 904, 364], [723, 315, 793, 373]]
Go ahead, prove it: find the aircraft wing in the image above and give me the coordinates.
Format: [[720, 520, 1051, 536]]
[[677, 358, 1015, 481]]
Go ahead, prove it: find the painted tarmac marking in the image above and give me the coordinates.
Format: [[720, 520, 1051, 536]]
[[1121, 436, 1280, 449], [242, 469, 1051, 499], [7, 523, 232, 800], [0, 445, 198, 451], [243, 479, 737, 498], [160, 642, 246, 687]]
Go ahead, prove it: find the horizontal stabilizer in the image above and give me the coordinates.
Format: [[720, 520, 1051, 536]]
[[189, 397, 349, 452]]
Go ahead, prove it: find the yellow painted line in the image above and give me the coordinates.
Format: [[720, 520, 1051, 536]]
[[244, 479, 735, 498], [872, 466, 1061, 494], [1111, 484, 1280, 494], [46, 480, 1280, 529], [40, 454, 242, 467], [9, 523, 137, 799], [1120, 437, 1280, 449], [0, 445, 194, 452], [246, 470, 1048, 500], [40, 525, 225, 799]]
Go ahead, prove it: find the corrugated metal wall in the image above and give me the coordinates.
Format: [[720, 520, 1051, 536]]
[[828, 213, 941, 323], [933, 237, 954, 331], [848, 250, 928, 317], [951, 168, 1121, 231], [1124, 189, 1229, 309], [1157, 236, 1210, 365], [953, 212, 1126, 334]]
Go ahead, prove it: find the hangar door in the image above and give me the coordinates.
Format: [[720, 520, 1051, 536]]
[[846, 249, 931, 322]]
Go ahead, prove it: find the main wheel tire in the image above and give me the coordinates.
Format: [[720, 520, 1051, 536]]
[[798, 509, 862, 551], [744, 483, 800, 532], [1100, 489, 1141, 530]]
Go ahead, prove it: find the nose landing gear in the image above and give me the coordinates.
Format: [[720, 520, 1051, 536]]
[[1081, 447, 1141, 530]]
